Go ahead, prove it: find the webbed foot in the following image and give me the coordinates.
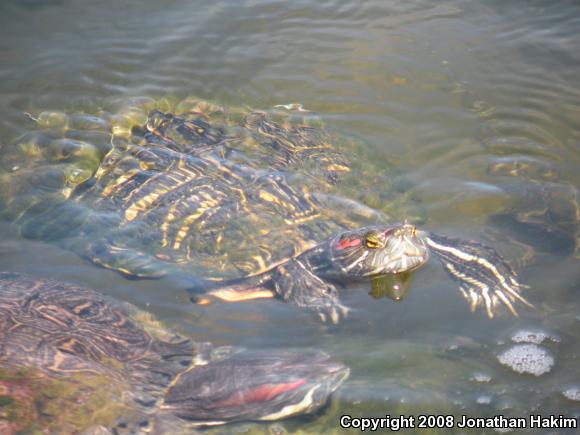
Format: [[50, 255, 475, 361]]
[[424, 232, 533, 318], [273, 259, 350, 324]]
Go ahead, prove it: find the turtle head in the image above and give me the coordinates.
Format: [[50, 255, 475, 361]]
[[329, 223, 429, 277]]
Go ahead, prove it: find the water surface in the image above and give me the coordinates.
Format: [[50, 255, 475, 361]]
[[0, 0, 579, 433]]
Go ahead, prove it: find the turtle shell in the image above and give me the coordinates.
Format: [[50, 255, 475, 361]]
[[0, 272, 194, 433], [4, 99, 380, 282]]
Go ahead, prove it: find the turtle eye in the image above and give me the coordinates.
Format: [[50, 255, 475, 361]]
[[364, 231, 382, 249]]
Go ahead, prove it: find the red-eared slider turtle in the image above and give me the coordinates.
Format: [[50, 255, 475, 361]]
[[3, 100, 532, 322], [0, 272, 348, 434]]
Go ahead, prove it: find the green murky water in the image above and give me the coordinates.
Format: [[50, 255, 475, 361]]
[[0, 0, 579, 433]]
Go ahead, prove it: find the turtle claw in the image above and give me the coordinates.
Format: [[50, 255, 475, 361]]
[[316, 300, 350, 325], [457, 269, 534, 319], [339, 303, 350, 318]]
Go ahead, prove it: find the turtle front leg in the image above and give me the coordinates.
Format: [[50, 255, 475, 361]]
[[423, 232, 533, 318], [195, 260, 349, 324], [272, 259, 350, 324]]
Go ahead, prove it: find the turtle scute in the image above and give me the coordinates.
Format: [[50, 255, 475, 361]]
[[0, 272, 348, 433]]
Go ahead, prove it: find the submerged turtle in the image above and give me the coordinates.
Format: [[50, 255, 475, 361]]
[[4, 99, 532, 321], [486, 156, 579, 258], [0, 272, 348, 434]]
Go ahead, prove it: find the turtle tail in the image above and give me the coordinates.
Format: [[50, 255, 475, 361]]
[[424, 232, 533, 318]]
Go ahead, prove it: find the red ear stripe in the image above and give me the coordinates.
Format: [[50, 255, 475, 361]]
[[336, 238, 361, 250], [210, 379, 307, 407]]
